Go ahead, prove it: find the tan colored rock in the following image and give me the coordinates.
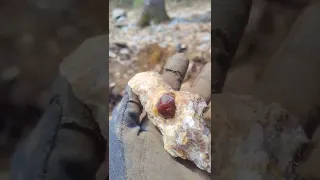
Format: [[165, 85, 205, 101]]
[[212, 93, 308, 179], [128, 71, 211, 173]]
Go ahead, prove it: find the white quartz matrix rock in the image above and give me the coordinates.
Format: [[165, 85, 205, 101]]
[[128, 71, 211, 173]]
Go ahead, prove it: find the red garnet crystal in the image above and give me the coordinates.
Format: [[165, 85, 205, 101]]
[[156, 93, 176, 119]]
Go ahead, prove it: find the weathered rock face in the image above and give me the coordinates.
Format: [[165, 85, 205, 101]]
[[59, 35, 108, 138], [212, 93, 308, 179], [128, 71, 211, 173]]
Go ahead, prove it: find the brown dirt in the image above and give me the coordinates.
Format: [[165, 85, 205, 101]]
[[109, 1, 211, 114]]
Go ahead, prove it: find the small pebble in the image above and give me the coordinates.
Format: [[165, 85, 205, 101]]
[[109, 51, 117, 58], [112, 8, 126, 20], [120, 48, 130, 55]]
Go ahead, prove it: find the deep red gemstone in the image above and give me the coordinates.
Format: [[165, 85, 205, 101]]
[[156, 93, 176, 119]]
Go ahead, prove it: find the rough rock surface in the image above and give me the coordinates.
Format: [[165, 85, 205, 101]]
[[128, 71, 211, 173], [212, 93, 308, 179]]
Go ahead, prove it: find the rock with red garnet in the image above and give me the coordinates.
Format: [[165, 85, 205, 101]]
[[156, 93, 176, 119]]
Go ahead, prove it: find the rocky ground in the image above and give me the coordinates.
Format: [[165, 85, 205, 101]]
[[108, 1, 211, 115]]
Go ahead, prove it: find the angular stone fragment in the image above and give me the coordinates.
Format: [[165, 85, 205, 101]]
[[128, 71, 211, 173]]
